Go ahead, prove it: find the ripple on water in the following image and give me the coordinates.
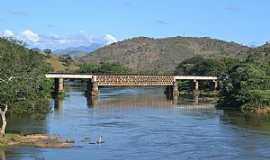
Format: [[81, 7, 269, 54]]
[[6, 86, 270, 160]]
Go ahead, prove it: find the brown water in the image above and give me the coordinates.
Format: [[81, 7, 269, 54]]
[[3, 82, 270, 160]]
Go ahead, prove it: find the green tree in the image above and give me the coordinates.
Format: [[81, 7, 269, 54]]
[[79, 63, 100, 73], [175, 56, 233, 76], [99, 62, 129, 74], [0, 38, 52, 136], [217, 63, 270, 111], [79, 62, 130, 74]]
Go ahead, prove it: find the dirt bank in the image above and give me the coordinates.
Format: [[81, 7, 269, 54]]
[[0, 134, 74, 148]]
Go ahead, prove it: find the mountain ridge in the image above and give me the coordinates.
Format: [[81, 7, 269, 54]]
[[54, 43, 104, 56], [78, 36, 250, 73]]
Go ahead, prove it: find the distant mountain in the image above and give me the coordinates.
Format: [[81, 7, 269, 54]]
[[261, 42, 270, 48], [78, 36, 250, 73], [54, 43, 104, 57]]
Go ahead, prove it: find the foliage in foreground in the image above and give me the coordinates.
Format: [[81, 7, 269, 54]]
[[0, 38, 52, 120]]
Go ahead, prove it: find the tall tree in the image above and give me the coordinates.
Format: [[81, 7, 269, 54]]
[[0, 38, 52, 136]]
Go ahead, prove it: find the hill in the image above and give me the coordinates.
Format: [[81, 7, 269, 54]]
[[78, 36, 250, 73], [46, 55, 79, 72], [54, 44, 103, 57]]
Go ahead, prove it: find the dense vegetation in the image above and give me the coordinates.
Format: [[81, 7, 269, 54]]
[[175, 55, 239, 76], [175, 47, 270, 112], [175, 56, 239, 92], [217, 63, 270, 112], [217, 46, 270, 112], [0, 38, 52, 136], [79, 62, 130, 74]]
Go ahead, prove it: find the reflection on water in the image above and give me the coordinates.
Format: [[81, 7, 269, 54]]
[[3, 82, 270, 160], [221, 111, 270, 133], [7, 116, 48, 135]]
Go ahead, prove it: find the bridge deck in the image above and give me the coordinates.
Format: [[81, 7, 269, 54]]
[[46, 74, 93, 79], [174, 76, 217, 80], [46, 74, 217, 80], [45, 74, 217, 87], [96, 75, 174, 86]]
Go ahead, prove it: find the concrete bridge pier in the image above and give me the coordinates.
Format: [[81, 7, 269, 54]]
[[193, 80, 199, 92], [165, 86, 173, 99], [212, 80, 218, 90], [86, 96, 98, 107], [88, 76, 99, 96], [54, 97, 64, 113], [193, 93, 199, 105], [173, 81, 179, 96], [165, 81, 179, 100], [54, 78, 64, 93]]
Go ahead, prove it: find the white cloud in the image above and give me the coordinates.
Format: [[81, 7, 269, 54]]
[[0, 29, 117, 50], [104, 34, 117, 44], [58, 39, 69, 44], [21, 29, 40, 43], [0, 30, 15, 37]]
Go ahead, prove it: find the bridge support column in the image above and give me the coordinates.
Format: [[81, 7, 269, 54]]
[[87, 96, 98, 107], [88, 76, 99, 96], [193, 80, 199, 92], [54, 96, 64, 113], [212, 80, 218, 91], [173, 81, 179, 96], [54, 78, 64, 93], [193, 93, 199, 105], [165, 86, 172, 99], [165, 81, 179, 100]]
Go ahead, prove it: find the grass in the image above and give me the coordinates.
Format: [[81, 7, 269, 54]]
[[46, 55, 66, 72], [0, 133, 22, 147], [0, 133, 73, 148]]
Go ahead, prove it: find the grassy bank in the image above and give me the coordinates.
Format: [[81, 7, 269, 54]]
[[0, 133, 74, 148]]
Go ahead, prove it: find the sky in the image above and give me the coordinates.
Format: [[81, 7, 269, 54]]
[[0, 0, 270, 49]]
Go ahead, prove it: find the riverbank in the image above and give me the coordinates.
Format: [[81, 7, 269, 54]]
[[0, 134, 74, 148], [179, 90, 218, 96], [245, 106, 270, 114]]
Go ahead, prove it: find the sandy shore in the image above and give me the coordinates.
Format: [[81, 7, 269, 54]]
[[0, 134, 74, 148]]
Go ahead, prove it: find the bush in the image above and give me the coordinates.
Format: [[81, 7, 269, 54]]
[[79, 62, 130, 74]]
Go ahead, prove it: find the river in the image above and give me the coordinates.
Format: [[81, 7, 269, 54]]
[[3, 82, 270, 160]]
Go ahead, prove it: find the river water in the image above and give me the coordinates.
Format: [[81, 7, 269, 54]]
[[3, 82, 270, 160]]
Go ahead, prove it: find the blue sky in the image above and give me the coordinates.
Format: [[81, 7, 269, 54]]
[[0, 0, 270, 49]]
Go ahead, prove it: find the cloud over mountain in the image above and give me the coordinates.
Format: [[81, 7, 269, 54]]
[[0, 29, 117, 50], [1, 30, 15, 37], [104, 34, 118, 45], [21, 30, 40, 43]]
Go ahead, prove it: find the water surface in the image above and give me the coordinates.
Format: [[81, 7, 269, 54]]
[[4, 82, 270, 160]]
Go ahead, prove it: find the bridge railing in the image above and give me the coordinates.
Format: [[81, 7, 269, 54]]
[[45, 74, 93, 79], [46, 73, 218, 81], [47, 72, 175, 76]]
